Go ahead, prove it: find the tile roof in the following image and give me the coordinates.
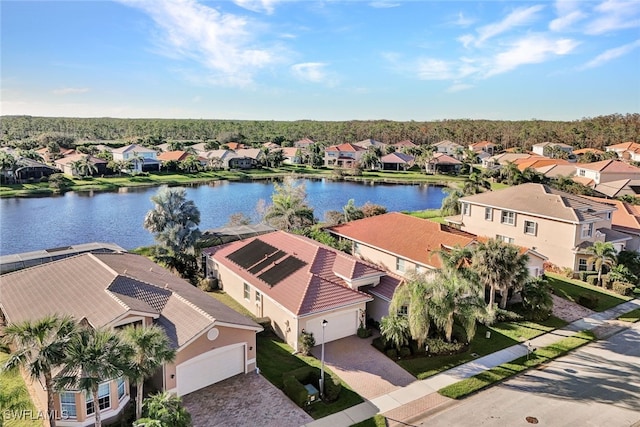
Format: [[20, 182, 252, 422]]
[[606, 141, 640, 151], [573, 148, 604, 155], [112, 144, 157, 154], [430, 153, 462, 165], [381, 152, 414, 164], [536, 164, 576, 177], [157, 151, 190, 161], [207, 231, 381, 316], [433, 140, 462, 148], [325, 143, 366, 152], [516, 158, 568, 171], [354, 139, 386, 148], [295, 138, 315, 146], [583, 196, 640, 234], [328, 212, 477, 270], [470, 141, 496, 148], [54, 154, 108, 166], [459, 183, 615, 223], [0, 253, 260, 348], [577, 159, 640, 173]]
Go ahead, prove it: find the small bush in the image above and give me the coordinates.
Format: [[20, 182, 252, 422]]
[[323, 373, 342, 402], [612, 281, 635, 296], [372, 336, 388, 352], [562, 267, 574, 278], [577, 294, 599, 309], [409, 340, 426, 356], [386, 348, 398, 359], [39, 176, 49, 183], [366, 317, 380, 330], [399, 347, 411, 358], [425, 338, 466, 355], [586, 276, 600, 287], [298, 330, 315, 356], [357, 327, 372, 338], [283, 375, 309, 407], [198, 277, 218, 291]]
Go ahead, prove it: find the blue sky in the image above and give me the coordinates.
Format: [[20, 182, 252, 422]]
[[1, 0, 639, 121]]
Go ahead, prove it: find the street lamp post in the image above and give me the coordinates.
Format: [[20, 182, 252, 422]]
[[320, 319, 328, 398]]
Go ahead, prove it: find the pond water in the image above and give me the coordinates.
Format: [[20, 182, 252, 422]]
[[0, 179, 446, 255]]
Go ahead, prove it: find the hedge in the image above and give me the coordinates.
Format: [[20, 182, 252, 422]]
[[283, 375, 309, 407]]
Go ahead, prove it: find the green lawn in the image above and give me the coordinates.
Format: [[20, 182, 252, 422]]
[[351, 415, 387, 427], [207, 290, 257, 320], [438, 330, 596, 399], [0, 353, 43, 427], [546, 273, 632, 312], [256, 332, 363, 419], [617, 308, 640, 323], [397, 315, 567, 380], [404, 209, 447, 224]]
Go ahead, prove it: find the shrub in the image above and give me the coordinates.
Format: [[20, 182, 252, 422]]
[[372, 336, 387, 352], [577, 294, 599, 309], [425, 338, 466, 355], [386, 348, 398, 359], [562, 267, 574, 278], [409, 340, 427, 356], [283, 375, 309, 407], [399, 347, 411, 358], [39, 176, 49, 183], [323, 373, 342, 402], [586, 276, 600, 287], [298, 330, 315, 356], [612, 281, 635, 296], [198, 277, 218, 291], [357, 327, 372, 338]]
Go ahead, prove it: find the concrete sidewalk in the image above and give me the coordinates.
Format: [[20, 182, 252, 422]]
[[302, 298, 640, 427]]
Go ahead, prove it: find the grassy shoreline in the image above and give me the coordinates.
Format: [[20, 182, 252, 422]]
[[0, 167, 464, 198]]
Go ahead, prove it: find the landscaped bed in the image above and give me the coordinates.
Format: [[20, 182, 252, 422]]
[[0, 352, 43, 427], [546, 273, 632, 312], [617, 308, 640, 323], [438, 330, 596, 399]]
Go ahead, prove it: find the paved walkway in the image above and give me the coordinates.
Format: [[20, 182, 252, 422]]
[[302, 298, 640, 427]]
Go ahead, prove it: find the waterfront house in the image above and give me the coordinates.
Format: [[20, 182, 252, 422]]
[[324, 143, 366, 168], [54, 154, 108, 177], [380, 152, 414, 171], [203, 231, 402, 350], [426, 153, 462, 174], [111, 144, 160, 173], [0, 252, 261, 426]]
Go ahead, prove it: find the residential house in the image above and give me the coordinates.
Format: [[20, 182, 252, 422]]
[[469, 141, 498, 156], [447, 183, 629, 271], [324, 143, 366, 168], [482, 152, 534, 169], [353, 139, 387, 151], [574, 160, 640, 185], [432, 140, 463, 157], [157, 150, 191, 163], [584, 197, 640, 251], [294, 138, 315, 149], [281, 147, 302, 165], [223, 142, 245, 150], [605, 141, 640, 162], [233, 148, 265, 168], [573, 148, 604, 157], [534, 164, 577, 180], [426, 153, 461, 174], [0, 252, 261, 426], [327, 212, 547, 285], [203, 231, 402, 350], [531, 142, 574, 157], [111, 144, 160, 173], [54, 154, 108, 177], [380, 152, 414, 171], [6, 157, 59, 183], [592, 179, 640, 198], [36, 146, 76, 163], [393, 140, 418, 150], [199, 149, 234, 170], [514, 157, 569, 172]]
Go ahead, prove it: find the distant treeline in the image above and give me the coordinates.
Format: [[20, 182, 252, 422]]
[[1, 114, 639, 150]]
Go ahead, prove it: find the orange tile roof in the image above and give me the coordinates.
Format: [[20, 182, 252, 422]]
[[328, 212, 476, 269], [157, 151, 189, 161], [583, 196, 640, 233], [516, 158, 569, 171], [573, 148, 604, 155], [470, 141, 496, 148], [225, 142, 244, 150], [326, 143, 366, 152], [578, 159, 640, 173], [206, 231, 382, 316], [572, 176, 595, 187], [606, 141, 639, 150]]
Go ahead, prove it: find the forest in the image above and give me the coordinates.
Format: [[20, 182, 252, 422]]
[[1, 113, 639, 150]]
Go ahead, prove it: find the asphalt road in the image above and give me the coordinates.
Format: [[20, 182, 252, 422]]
[[416, 322, 640, 427]]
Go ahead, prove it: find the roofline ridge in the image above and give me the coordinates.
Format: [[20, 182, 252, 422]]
[[171, 291, 216, 323], [104, 287, 132, 311]]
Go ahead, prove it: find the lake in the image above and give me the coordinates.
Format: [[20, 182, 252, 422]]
[[0, 179, 446, 255]]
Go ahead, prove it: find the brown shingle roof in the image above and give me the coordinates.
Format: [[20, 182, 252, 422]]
[[207, 231, 380, 316], [328, 212, 476, 269]]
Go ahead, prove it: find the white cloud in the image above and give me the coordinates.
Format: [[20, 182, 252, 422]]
[[486, 34, 579, 77], [233, 0, 280, 14], [416, 58, 456, 80], [581, 39, 640, 69], [368, 1, 401, 9], [447, 83, 474, 93], [468, 5, 545, 47], [452, 12, 474, 28], [586, 0, 640, 35], [549, 0, 586, 32], [118, 0, 280, 87], [52, 87, 90, 95], [291, 62, 337, 86]]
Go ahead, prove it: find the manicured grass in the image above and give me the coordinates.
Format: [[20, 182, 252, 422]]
[[351, 415, 387, 427], [490, 315, 568, 342], [404, 209, 446, 224], [490, 182, 510, 190], [546, 273, 631, 312], [256, 332, 363, 419], [0, 353, 43, 427], [207, 290, 257, 320], [438, 330, 596, 399], [617, 308, 640, 323]]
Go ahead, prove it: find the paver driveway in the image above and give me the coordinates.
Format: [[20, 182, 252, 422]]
[[182, 372, 313, 427], [311, 334, 415, 400]]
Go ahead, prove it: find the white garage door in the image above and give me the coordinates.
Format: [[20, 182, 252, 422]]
[[176, 344, 245, 396], [306, 310, 358, 345]]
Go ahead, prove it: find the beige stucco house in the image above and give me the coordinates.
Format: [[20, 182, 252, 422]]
[[324, 143, 367, 168], [574, 159, 640, 186], [0, 253, 261, 426], [447, 183, 630, 272], [203, 231, 402, 350], [111, 144, 160, 173]]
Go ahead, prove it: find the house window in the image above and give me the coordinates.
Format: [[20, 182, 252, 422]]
[[524, 220, 537, 235], [117, 377, 126, 400], [398, 305, 408, 316], [462, 202, 470, 216], [255, 290, 261, 304], [484, 207, 493, 221], [396, 258, 405, 273], [243, 283, 250, 300], [578, 259, 588, 271], [605, 212, 612, 220], [579, 169, 586, 177], [354, 242, 361, 256], [496, 234, 514, 244], [86, 392, 94, 416], [98, 383, 110, 411], [60, 392, 77, 418], [581, 223, 593, 239], [501, 210, 516, 226]]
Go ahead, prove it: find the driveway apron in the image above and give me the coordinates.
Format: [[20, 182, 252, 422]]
[[311, 334, 415, 400]]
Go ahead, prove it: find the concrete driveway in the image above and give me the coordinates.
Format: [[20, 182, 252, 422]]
[[311, 334, 415, 400], [415, 321, 640, 427], [182, 372, 313, 427]]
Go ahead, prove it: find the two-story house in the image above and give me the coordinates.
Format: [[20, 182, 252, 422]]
[[605, 141, 640, 162], [446, 183, 630, 272], [532, 142, 574, 157], [469, 141, 498, 156], [574, 159, 640, 186], [324, 143, 366, 168], [111, 144, 160, 173], [432, 140, 463, 157]]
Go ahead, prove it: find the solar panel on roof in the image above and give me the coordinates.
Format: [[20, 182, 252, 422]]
[[227, 239, 278, 268], [248, 250, 286, 274], [258, 256, 307, 287]]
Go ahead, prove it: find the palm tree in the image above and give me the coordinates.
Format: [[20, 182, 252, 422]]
[[521, 277, 553, 321], [120, 325, 176, 421], [57, 327, 132, 427], [462, 172, 491, 195], [586, 241, 617, 286], [389, 272, 435, 348], [440, 187, 464, 216], [500, 161, 523, 185], [2, 315, 77, 427], [342, 199, 364, 223], [264, 177, 315, 232], [379, 315, 409, 351], [131, 151, 145, 173], [360, 151, 380, 170], [71, 156, 98, 177], [0, 152, 16, 184], [472, 238, 530, 310], [136, 392, 191, 427]]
